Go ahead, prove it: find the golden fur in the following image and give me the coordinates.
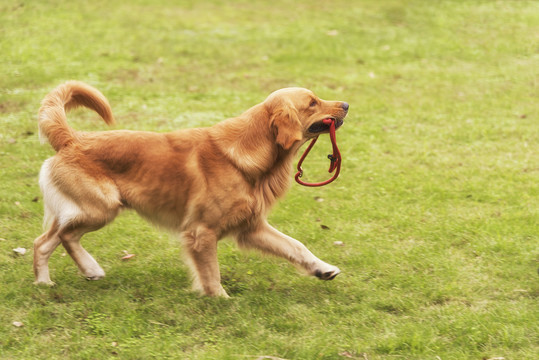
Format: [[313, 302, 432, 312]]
[[34, 81, 349, 296]]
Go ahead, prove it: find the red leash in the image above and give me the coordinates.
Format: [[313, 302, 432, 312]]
[[295, 118, 341, 187]]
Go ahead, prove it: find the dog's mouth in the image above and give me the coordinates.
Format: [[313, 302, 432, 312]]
[[308, 118, 344, 133]]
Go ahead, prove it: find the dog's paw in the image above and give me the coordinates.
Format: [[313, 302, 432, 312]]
[[314, 266, 341, 280], [81, 265, 106, 281], [192, 284, 230, 298], [206, 285, 230, 298], [217, 290, 230, 298], [85, 274, 105, 281], [84, 269, 106, 281], [34, 279, 56, 286]]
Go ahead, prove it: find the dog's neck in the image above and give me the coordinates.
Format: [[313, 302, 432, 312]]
[[211, 104, 298, 200]]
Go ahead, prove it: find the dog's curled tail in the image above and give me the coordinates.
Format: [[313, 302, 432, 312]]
[[38, 81, 114, 151]]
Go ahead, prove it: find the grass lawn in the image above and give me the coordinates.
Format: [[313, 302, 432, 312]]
[[1, 0, 539, 359]]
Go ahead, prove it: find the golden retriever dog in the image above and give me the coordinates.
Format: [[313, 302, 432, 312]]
[[34, 81, 349, 297]]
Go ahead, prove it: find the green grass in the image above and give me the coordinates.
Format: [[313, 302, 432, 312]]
[[1, 0, 539, 359]]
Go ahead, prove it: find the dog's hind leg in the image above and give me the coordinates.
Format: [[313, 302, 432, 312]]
[[34, 220, 112, 283], [34, 219, 61, 285], [59, 225, 107, 281], [181, 226, 228, 297], [236, 221, 341, 281], [37, 158, 122, 283]]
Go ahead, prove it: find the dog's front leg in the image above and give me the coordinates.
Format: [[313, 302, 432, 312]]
[[236, 221, 341, 280], [182, 226, 229, 297]]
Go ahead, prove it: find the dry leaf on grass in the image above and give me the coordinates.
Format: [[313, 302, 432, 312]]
[[121, 250, 135, 260], [13, 247, 27, 255]]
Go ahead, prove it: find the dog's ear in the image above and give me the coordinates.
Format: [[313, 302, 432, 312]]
[[270, 102, 303, 150]]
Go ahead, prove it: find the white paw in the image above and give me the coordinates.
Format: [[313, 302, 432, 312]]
[[314, 265, 341, 280], [34, 279, 56, 286], [83, 268, 106, 281]]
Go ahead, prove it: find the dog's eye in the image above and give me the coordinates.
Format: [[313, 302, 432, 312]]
[[309, 100, 317, 107]]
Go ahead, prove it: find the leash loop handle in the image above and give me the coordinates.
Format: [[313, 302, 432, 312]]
[[294, 118, 342, 187]]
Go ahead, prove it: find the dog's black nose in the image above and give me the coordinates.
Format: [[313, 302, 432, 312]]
[[342, 102, 349, 112]]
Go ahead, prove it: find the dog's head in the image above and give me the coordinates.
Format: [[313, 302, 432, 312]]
[[264, 88, 349, 150]]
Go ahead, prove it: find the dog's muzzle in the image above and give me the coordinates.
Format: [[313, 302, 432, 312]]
[[308, 118, 344, 133]]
